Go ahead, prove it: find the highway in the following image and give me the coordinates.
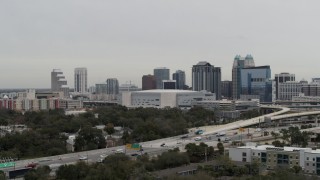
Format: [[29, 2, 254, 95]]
[[4, 105, 320, 177]]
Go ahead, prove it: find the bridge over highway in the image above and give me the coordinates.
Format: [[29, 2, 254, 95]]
[[200, 106, 320, 136]]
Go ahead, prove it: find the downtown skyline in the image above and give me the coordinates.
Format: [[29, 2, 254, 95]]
[[1, 0, 320, 88]]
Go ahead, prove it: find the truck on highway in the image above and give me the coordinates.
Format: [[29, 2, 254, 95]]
[[216, 131, 226, 137], [195, 129, 204, 135]]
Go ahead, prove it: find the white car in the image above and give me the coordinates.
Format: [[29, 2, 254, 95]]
[[100, 154, 108, 158], [79, 156, 88, 160], [115, 149, 124, 153], [194, 137, 202, 141]]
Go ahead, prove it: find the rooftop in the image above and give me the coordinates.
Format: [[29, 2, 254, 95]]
[[195, 61, 212, 66], [134, 89, 206, 94]]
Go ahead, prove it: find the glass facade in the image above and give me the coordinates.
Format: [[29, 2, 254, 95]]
[[240, 66, 274, 102]]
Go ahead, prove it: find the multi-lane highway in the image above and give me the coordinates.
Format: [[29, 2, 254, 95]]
[[4, 105, 320, 177]]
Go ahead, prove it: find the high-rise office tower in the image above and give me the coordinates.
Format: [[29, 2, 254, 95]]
[[240, 66, 274, 102], [232, 55, 255, 99], [192, 61, 221, 99], [275, 73, 295, 100], [106, 78, 119, 95], [142, 75, 156, 90], [74, 67, 88, 93], [51, 69, 69, 98], [172, 70, 186, 90], [154, 67, 170, 89]]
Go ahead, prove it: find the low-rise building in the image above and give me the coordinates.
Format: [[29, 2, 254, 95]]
[[121, 90, 215, 109], [229, 142, 320, 175]]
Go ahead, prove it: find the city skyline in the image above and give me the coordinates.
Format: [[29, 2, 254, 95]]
[[1, 1, 320, 88]]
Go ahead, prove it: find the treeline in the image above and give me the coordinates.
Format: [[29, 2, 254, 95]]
[[0, 106, 216, 158], [0, 106, 264, 159], [24, 150, 314, 180]]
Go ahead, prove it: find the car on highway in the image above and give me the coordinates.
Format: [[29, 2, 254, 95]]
[[115, 149, 124, 153], [79, 156, 88, 160], [160, 143, 165, 147], [223, 137, 231, 143], [26, 162, 38, 169], [100, 154, 108, 158], [194, 137, 202, 141], [195, 130, 204, 135], [180, 134, 189, 139], [97, 158, 104, 163], [131, 153, 139, 157]]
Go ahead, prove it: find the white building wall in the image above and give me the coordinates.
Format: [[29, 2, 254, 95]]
[[160, 92, 177, 108], [229, 148, 253, 163], [121, 92, 132, 107]]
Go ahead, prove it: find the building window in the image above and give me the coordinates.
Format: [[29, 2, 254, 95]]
[[313, 163, 315, 166], [253, 152, 255, 156], [258, 153, 260, 156], [243, 152, 247, 157], [307, 157, 309, 160], [307, 163, 309, 166]]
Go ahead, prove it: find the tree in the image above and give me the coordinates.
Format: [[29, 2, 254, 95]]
[[272, 140, 285, 147], [74, 125, 106, 151], [154, 151, 190, 169], [0, 171, 5, 180], [104, 123, 115, 137], [217, 142, 224, 155], [271, 131, 280, 141], [24, 165, 51, 180]]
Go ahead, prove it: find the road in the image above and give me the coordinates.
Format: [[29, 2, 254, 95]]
[[5, 105, 320, 176]]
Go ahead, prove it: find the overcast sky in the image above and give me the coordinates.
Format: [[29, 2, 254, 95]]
[[1, 0, 319, 88]]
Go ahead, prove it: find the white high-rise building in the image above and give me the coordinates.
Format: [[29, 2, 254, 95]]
[[74, 67, 88, 93], [278, 81, 302, 100], [275, 73, 295, 100], [51, 69, 69, 98]]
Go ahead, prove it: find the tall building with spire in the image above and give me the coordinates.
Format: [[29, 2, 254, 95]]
[[51, 69, 69, 98], [232, 55, 255, 99], [74, 67, 88, 93]]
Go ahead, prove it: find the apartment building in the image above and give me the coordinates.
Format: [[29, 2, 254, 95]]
[[229, 143, 320, 175]]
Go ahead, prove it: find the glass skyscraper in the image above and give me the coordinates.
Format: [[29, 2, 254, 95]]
[[240, 66, 274, 102], [154, 67, 170, 89], [172, 70, 186, 90], [232, 55, 255, 99]]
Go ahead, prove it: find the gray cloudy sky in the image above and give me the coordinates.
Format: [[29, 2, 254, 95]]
[[1, 0, 319, 88]]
